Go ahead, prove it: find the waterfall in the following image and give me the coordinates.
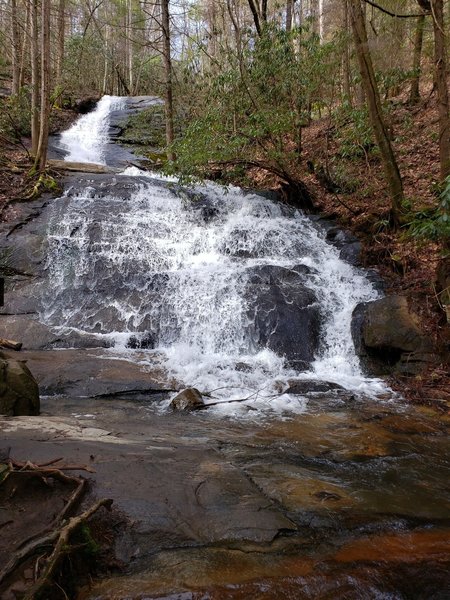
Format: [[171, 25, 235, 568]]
[[59, 95, 126, 164], [41, 97, 386, 414]]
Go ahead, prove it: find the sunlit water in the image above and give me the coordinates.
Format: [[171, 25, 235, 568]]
[[42, 96, 388, 414]]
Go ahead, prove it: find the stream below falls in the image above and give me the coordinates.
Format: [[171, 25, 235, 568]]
[[1, 95, 449, 599]]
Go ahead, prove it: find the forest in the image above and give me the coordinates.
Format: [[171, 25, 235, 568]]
[[0, 2, 450, 598], [0, 0, 449, 399]]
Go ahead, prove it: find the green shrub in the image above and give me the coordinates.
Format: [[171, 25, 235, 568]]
[[0, 88, 31, 139], [406, 176, 450, 249]]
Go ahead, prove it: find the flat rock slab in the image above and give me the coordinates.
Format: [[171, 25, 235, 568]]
[[1, 413, 296, 562], [0, 315, 113, 351], [5, 348, 176, 398]]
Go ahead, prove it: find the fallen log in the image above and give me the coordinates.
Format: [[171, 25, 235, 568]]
[[0, 338, 22, 351], [48, 159, 116, 174]]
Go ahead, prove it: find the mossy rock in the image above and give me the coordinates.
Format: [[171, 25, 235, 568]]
[[119, 105, 166, 149], [0, 353, 40, 416]]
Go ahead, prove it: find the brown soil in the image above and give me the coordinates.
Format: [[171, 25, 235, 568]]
[[0, 105, 77, 221]]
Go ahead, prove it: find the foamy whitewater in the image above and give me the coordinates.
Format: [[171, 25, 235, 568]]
[[44, 96, 387, 415], [59, 95, 126, 164]]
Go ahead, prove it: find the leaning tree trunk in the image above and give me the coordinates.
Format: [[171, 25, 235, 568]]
[[161, 0, 175, 161], [34, 0, 50, 172], [349, 0, 404, 226]]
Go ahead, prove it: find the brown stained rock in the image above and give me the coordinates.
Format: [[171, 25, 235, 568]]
[[352, 296, 439, 376], [0, 353, 39, 416], [333, 529, 450, 564], [245, 465, 355, 513], [363, 296, 430, 352], [170, 388, 204, 411]]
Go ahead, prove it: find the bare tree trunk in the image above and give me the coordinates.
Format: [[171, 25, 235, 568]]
[[103, 24, 109, 94], [227, 0, 242, 52], [161, 0, 175, 161], [431, 0, 449, 180], [409, 14, 425, 104], [342, 0, 352, 102], [349, 0, 404, 225], [56, 0, 65, 85], [356, 0, 366, 107], [127, 0, 133, 92], [318, 0, 324, 41], [206, 1, 218, 68], [247, 0, 262, 36], [19, 0, 30, 88], [286, 0, 294, 32], [30, 0, 39, 156], [35, 0, 50, 171], [261, 0, 267, 21], [11, 0, 20, 94]]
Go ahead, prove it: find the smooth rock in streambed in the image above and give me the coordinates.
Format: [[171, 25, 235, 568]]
[[0, 352, 39, 415], [170, 388, 204, 411]]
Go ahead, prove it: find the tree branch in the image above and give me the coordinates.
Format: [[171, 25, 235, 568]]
[[363, 0, 430, 18]]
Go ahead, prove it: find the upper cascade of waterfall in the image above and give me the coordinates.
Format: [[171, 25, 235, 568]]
[[59, 95, 125, 165]]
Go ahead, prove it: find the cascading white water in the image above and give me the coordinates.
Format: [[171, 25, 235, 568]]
[[59, 95, 125, 164], [41, 97, 387, 414]]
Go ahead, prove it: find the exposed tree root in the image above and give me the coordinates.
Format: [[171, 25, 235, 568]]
[[23, 498, 113, 600], [10, 458, 96, 473], [0, 456, 111, 598]]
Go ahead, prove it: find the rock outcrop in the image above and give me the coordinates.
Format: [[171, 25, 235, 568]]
[[0, 352, 40, 415], [352, 295, 438, 375], [245, 265, 321, 370]]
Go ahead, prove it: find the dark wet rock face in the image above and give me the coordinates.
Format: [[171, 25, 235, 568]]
[[284, 379, 345, 394], [325, 226, 362, 266], [352, 296, 439, 375], [0, 352, 39, 415], [126, 333, 155, 350], [245, 265, 321, 370]]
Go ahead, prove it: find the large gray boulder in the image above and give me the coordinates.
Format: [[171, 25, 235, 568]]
[[0, 352, 40, 415], [352, 296, 438, 376], [245, 265, 321, 370]]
